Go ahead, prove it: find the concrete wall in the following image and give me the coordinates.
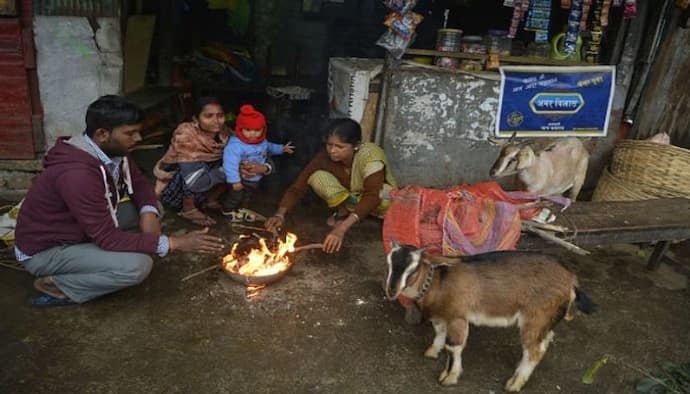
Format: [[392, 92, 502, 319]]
[[381, 67, 505, 188], [0, 160, 41, 201]]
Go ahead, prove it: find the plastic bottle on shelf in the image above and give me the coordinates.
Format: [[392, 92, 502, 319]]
[[526, 41, 551, 58]]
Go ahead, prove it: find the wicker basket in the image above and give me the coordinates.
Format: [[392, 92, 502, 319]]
[[592, 167, 656, 202], [610, 140, 690, 197]]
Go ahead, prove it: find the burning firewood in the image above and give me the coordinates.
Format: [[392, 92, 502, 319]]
[[180, 230, 322, 283]]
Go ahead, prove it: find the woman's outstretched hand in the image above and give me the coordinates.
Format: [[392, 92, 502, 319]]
[[321, 213, 359, 254], [265, 208, 287, 232], [264, 215, 284, 232], [323, 227, 345, 254]]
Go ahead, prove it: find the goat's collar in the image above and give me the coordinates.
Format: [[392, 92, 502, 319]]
[[414, 264, 439, 301]]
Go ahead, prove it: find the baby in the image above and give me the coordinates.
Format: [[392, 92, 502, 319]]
[[222, 104, 294, 221]]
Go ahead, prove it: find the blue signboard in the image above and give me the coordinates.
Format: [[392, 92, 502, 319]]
[[496, 66, 615, 137]]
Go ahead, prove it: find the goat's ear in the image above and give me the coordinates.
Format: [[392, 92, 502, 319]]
[[390, 238, 400, 249], [517, 146, 535, 170], [415, 246, 428, 255]]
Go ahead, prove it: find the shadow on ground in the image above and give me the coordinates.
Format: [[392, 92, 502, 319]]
[[1, 188, 689, 393]]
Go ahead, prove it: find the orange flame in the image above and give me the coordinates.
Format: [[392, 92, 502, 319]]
[[223, 232, 297, 277]]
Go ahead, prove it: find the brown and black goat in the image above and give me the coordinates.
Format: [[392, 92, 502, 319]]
[[489, 135, 589, 200], [384, 241, 596, 392]]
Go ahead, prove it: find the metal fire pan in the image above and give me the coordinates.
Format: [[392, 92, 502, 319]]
[[223, 257, 295, 286]]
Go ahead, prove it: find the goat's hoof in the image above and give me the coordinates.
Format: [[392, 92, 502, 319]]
[[424, 347, 440, 359], [505, 376, 525, 392], [439, 371, 460, 386]]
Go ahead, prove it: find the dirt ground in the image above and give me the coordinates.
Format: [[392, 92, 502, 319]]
[[1, 186, 689, 393]]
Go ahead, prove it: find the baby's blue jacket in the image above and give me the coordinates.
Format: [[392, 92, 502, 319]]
[[223, 136, 284, 183]]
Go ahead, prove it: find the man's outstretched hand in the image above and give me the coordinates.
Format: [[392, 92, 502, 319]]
[[169, 227, 225, 254]]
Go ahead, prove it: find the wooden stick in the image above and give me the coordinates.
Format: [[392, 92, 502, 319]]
[[181, 264, 220, 282], [180, 243, 323, 282], [292, 243, 323, 253], [230, 223, 268, 232], [522, 220, 571, 233], [521, 222, 590, 255], [0, 261, 26, 271], [516, 201, 553, 210]]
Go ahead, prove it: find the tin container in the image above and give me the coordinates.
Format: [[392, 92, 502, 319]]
[[460, 35, 486, 71], [434, 28, 463, 69], [485, 29, 511, 56]]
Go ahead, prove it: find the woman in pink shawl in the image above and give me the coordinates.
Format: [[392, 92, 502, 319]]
[[154, 97, 230, 226]]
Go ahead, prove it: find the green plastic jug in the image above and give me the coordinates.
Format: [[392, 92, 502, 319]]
[[550, 32, 583, 61]]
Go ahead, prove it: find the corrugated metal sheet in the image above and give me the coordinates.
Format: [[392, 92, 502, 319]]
[[0, 19, 35, 159], [34, 0, 118, 17], [634, 11, 690, 148]]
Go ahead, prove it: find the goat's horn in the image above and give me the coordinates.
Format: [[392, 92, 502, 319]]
[[487, 136, 504, 146], [509, 131, 517, 142], [390, 238, 400, 249]]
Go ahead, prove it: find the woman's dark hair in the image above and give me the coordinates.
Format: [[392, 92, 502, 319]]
[[193, 96, 223, 119], [326, 118, 362, 145], [84, 95, 144, 137]]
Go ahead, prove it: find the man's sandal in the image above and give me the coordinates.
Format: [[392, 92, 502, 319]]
[[31, 294, 75, 306], [221, 208, 264, 223], [178, 208, 216, 226], [222, 210, 245, 223], [237, 208, 266, 222]]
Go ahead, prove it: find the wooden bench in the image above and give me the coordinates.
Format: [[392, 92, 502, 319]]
[[518, 198, 690, 270]]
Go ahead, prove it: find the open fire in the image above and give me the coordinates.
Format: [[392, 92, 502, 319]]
[[222, 232, 298, 278]]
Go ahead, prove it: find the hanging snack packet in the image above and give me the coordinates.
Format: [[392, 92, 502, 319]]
[[624, 0, 637, 18], [580, 0, 592, 30], [601, 0, 612, 26], [564, 0, 584, 54], [384, 12, 424, 38], [376, 29, 416, 59], [383, 0, 418, 14], [508, 0, 530, 38]]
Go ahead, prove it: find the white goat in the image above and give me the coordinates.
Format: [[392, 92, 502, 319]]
[[489, 136, 589, 200], [384, 241, 596, 392]]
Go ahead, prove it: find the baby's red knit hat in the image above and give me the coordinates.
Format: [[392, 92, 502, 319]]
[[234, 104, 266, 144]]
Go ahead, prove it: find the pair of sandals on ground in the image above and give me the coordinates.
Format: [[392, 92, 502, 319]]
[[178, 201, 261, 226]]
